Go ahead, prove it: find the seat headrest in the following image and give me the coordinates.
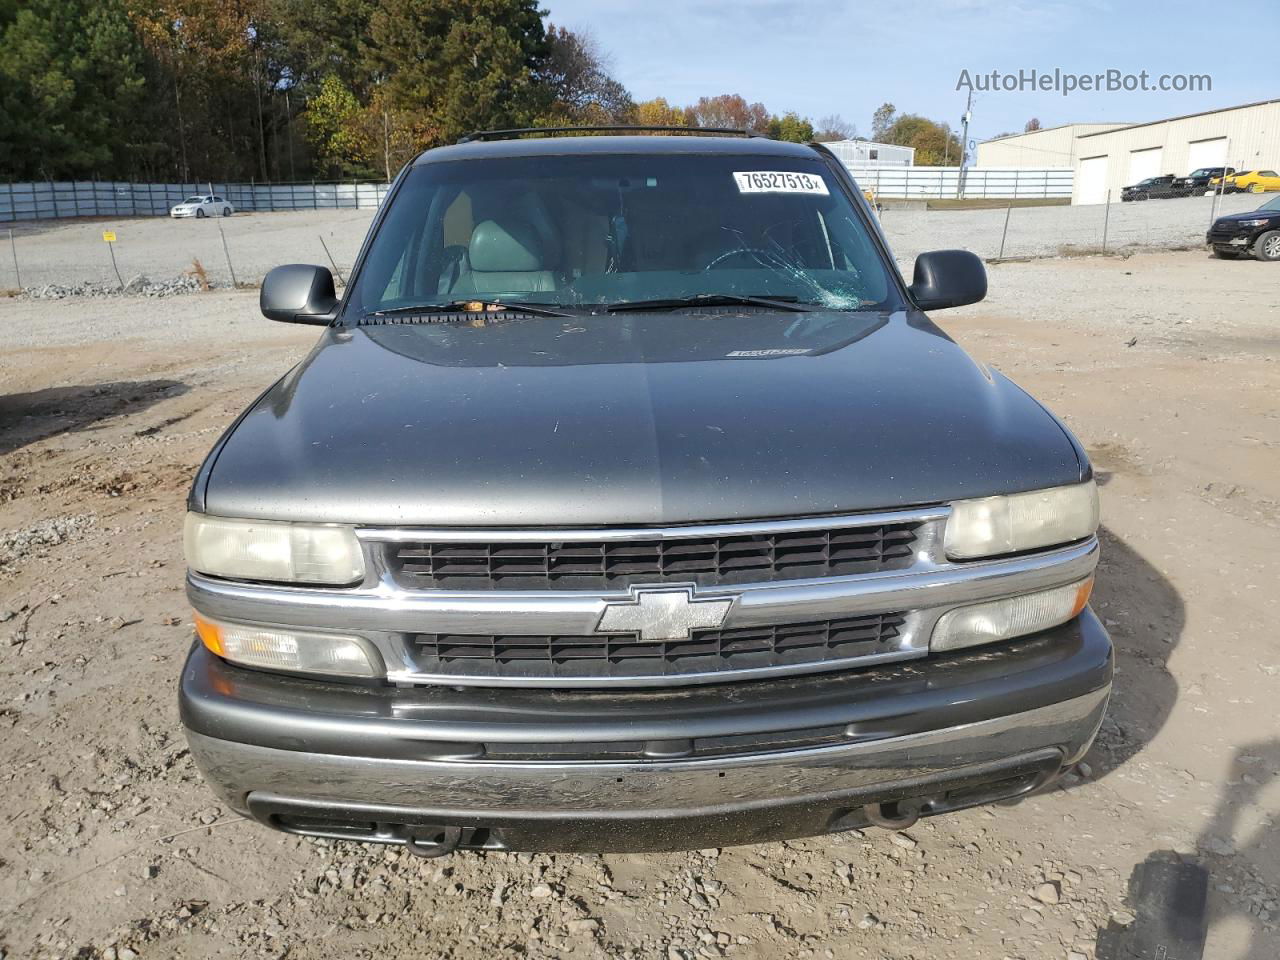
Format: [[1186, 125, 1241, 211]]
[[469, 218, 551, 273]]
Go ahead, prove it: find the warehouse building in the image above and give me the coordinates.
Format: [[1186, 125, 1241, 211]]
[[976, 123, 1131, 168], [975, 100, 1280, 204], [821, 139, 915, 167], [1070, 99, 1280, 204]]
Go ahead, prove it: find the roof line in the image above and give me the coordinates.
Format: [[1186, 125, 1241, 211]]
[[1077, 98, 1280, 138], [981, 122, 1132, 144]]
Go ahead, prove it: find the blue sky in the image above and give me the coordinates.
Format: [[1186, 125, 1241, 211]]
[[542, 0, 1257, 145]]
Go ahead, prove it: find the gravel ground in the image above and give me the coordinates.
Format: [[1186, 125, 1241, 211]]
[[1, 192, 1265, 291], [0, 250, 1277, 959]]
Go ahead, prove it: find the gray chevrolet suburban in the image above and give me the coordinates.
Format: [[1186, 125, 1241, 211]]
[[180, 128, 1110, 856]]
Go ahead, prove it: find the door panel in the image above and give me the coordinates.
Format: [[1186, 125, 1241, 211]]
[[1127, 147, 1163, 184], [1076, 155, 1109, 205], [1187, 137, 1227, 171]]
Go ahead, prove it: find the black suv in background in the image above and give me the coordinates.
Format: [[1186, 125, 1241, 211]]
[[1175, 166, 1236, 196], [179, 129, 1110, 856], [1207, 194, 1280, 260], [1120, 175, 1179, 201]]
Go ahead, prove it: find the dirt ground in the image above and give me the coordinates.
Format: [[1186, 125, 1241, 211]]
[[0, 249, 1276, 960]]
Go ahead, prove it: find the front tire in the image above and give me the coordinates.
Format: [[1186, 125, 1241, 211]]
[[222, 207, 231, 217], [1254, 230, 1280, 262], [196, 208, 206, 219]]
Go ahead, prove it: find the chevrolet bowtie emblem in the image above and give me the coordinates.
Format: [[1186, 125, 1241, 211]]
[[595, 586, 734, 642]]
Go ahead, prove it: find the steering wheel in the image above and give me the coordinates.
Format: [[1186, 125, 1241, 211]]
[[702, 246, 774, 271]]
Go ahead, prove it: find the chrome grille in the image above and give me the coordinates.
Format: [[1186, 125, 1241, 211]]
[[388, 522, 919, 590], [408, 612, 906, 681]]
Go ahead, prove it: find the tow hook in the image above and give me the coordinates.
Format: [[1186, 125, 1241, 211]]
[[863, 799, 923, 830], [404, 824, 463, 858]]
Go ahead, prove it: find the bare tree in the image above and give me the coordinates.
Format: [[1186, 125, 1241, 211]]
[[542, 25, 634, 124], [871, 103, 896, 142], [815, 113, 856, 142]]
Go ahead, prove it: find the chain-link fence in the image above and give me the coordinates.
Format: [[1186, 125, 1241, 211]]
[[1, 170, 1074, 222], [1, 206, 374, 293], [0, 188, 1270, 296], [875, 190, 1264, 265]]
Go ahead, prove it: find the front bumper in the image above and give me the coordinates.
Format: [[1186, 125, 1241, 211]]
[[1206, 227, 1260, 250], [180, 610, 1112, 852]]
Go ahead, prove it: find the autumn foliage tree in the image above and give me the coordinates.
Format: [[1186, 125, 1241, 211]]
[[689, 93, 770, 132], [868, 103, 963, 166], [633, 97, 691, 128]]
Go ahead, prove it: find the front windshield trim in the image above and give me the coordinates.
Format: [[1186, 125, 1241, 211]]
[[338, 148, 909, 325]]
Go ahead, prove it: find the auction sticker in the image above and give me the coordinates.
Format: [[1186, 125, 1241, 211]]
[[733, 171, 829, 195]]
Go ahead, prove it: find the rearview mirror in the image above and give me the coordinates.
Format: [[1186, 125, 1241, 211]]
[[260, 264, 338, 324], [908, 250, 987, 311]]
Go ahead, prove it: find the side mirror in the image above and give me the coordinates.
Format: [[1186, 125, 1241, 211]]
[[908, 249, 987, 311], [260, 264, 338, 324]]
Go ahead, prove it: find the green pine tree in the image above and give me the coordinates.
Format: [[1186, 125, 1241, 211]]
[[0, 0, 147, 178], [366, 0, 550, 146]]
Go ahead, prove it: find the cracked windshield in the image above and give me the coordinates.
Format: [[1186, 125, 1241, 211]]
[[347, 153, 895, 317]]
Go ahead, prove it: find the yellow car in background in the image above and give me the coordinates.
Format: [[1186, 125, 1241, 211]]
[[1211, 169, 1280, 194]]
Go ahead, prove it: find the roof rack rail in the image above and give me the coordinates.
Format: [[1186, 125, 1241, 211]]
[[456, 125, 765, 144]]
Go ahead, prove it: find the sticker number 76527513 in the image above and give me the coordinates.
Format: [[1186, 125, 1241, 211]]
[[733, 171, 830, 195]]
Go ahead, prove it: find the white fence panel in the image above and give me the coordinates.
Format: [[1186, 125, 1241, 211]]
[[0, 179, 393, 221], [841, 165, 1074, 200]]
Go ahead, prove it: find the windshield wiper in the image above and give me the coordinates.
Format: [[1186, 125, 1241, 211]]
[[367, 299, 574, 319], [598, 294, 817, 314]]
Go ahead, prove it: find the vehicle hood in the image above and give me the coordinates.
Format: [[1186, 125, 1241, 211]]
[[1215, 208, 1280, 224], [197, 310, 1087, 526]]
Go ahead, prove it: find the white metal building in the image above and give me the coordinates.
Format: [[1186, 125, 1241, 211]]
[[822, 139, 915, 167], [1070, 99, 1280, 204], [976, 123, 1131, 168]]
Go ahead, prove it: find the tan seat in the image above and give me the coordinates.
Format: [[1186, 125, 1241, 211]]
[[450, 217, 559, 295]]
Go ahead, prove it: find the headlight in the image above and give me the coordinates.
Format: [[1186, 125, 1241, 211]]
[[1237, 219, 1271, 227], [944, 481, 1098, 560], [184, 513, 365, 584], [931, 578, 1093, 652], [195, 613, 383, 677]]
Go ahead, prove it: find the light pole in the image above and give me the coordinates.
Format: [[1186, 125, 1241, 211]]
[[957, 88, 973, 199]]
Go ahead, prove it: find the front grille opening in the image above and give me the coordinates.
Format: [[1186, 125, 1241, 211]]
[[390, 522, 919, 590], [409, 612, 906, 681], [267, 812, 498, 852]]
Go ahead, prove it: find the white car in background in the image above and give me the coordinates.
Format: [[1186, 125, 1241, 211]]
[[170, 195, 233, 218]]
